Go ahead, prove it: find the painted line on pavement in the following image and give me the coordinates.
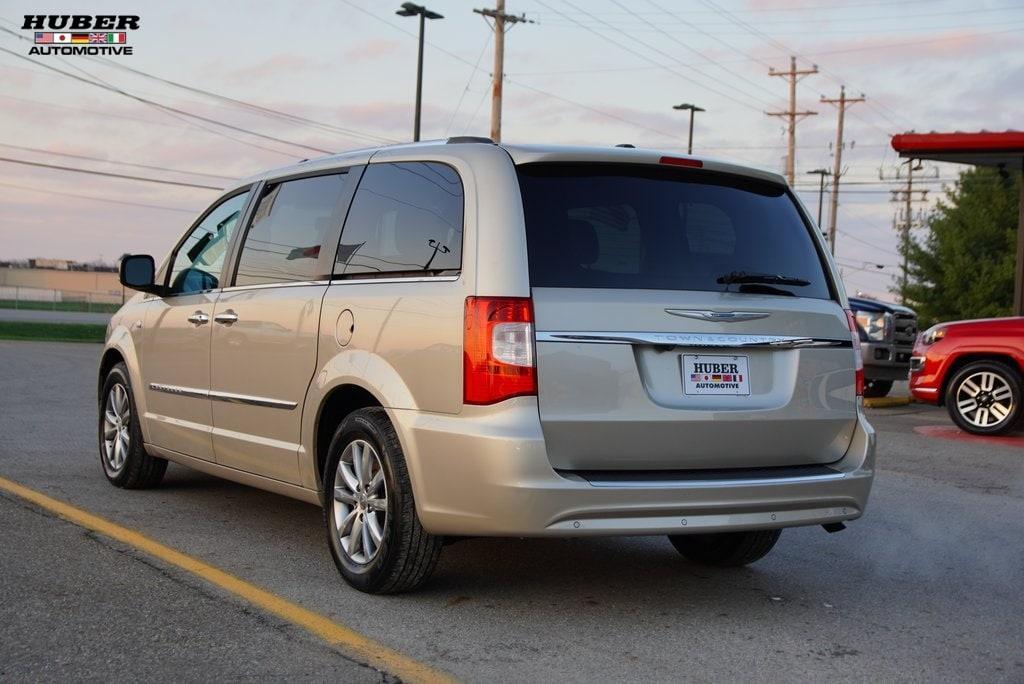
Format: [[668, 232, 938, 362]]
[[914, 424, 1024, 448], [0, 475, 454, 684], [863, 395, 913, 408]]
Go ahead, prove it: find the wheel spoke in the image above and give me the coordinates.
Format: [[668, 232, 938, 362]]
[[339, 461, 359, 493], [352, 442, 365, 488], [333, 488, 356, 505], [367, 514, 384, 544], [366, 497, 387, 512], [362, 522, 374, 559], [958, 398, 978, 413], [960, 379, 981, 397], [368, 469, 384, 494], [104, 408, 118, 425], [103, 423, 117, 439], [338, 509, 357, 536], [348, 514, 364, 556], [992, 386, 1012, 402], [976, 408, 990, 426], [990, 402, 1010, 420]]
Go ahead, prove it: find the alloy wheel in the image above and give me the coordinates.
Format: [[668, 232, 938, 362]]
[[102, 383, 131, 473], [332, 439, 388, 564], [955, 371, 1014, 429]]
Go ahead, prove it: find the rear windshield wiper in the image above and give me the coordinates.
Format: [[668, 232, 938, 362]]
[[716, 270, 811, 287]]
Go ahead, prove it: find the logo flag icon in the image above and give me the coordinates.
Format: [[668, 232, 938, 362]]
[[34, 32, 127, 44]]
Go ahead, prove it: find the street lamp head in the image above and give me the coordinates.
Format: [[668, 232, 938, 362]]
[[673, 103, 705, 112], [396, 2, 443, 19], [806, 168, 831, 176]]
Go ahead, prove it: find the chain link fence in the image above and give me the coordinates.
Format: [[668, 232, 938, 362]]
[[0, 286, 124, 313]]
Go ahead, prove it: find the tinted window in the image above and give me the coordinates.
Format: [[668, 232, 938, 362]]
[[517, 164, 831, 299], [235, 173, 349, 286], [335, 162, 463, 277], [167, 190, 250, 295]]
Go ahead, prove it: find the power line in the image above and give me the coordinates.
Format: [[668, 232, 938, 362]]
[[0, 22, 398, 146], [0, 142, 236, 181], [506, 79, 678, 140], [0, 45, 332, 156], [0, 180, 200, 213], [523, 0, 977, 16], [611, 0, 785, 103], [0, 156, 224, 190], [836, 228, 900, 257], [533, 0, 772, 113]]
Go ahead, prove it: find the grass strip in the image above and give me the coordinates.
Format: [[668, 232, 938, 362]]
[[0, 321, 106, 343]]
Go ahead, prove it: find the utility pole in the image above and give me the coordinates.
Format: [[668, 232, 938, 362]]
[[767, 56, 818, 186], [672, 103, 704, 155], [821, 86, 865, 254], [396, 3, 444, 142], [474, 1, 533, 143], [883, 159, 934, 302], [806, 168, 831, 230]]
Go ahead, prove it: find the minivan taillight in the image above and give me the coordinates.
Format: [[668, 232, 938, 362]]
[[464, 297, 537, 405], [845, 309, 864, 397]]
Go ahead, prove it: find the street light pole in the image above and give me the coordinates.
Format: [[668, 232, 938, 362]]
[[806, 168, 831, 229], [396, 3, 443, 142], [672, 103, 705, 155]]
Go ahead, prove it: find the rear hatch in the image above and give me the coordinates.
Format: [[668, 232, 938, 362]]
[[518, 161, 857, 472]]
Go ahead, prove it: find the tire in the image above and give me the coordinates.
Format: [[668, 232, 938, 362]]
[[322, 408, 442, 594], [863, 379, 893, 398], [668, 529, 781, 567], [944, 360, 1021, 435], [98, 363, 167, 489]]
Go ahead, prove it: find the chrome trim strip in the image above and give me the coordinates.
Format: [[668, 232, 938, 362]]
[[219, 280, 330, 293], [330, 275, 460, 286], [148, 383, 207, 400], [665, 309, 770, 323], [535, 331, 851, 349], [581, 472, 847, 489], [149, 384, 297, 410], [209, 390, 298, 410]]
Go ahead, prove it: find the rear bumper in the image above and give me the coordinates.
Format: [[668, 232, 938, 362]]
[[392, 400, 876, 537]]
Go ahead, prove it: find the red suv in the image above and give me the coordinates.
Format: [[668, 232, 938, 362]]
[[910, 317, 1024, 435]]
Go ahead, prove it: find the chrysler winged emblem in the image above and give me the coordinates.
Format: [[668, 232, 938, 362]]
[[665, 309, 770, 323]]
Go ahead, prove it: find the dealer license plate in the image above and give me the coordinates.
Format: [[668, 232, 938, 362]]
[[683, 354, 750, 396]]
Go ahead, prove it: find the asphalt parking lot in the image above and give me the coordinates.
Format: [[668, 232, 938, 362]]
[[1, 341, 1022, 682]]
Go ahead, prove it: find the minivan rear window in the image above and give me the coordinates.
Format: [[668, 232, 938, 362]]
[[517, 163, 832, 299]]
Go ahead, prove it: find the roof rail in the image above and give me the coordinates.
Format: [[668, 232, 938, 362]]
[[447, 136, 495, 145], [615, 143, 636, 148]]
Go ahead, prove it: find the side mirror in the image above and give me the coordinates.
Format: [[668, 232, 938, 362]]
[[119, 255, 162, 295]]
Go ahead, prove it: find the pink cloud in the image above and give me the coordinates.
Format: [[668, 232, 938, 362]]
[[344, 39, 403, 62]]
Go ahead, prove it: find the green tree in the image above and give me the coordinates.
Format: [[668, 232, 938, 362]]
[[900, 166, 1019, 328]]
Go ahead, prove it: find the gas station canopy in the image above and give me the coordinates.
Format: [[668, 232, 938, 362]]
[[890, 130, 1024, 316]]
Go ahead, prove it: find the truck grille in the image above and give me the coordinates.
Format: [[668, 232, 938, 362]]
[[893, 313, 918, 346]]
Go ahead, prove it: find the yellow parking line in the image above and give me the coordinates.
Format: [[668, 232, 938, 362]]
[[0, 475, 454, 684], [863, 396, 913, 409]]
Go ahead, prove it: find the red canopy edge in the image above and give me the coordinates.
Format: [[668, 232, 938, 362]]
[[891, 131, 1024, 154]]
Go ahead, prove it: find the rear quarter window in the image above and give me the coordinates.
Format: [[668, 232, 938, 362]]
[[517, 163, 832, 300]]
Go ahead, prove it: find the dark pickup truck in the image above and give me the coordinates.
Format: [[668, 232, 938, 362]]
[[849, 296, 918, 398]]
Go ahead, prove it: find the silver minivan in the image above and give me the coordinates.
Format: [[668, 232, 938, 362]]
[[101, 139, 875, 593]]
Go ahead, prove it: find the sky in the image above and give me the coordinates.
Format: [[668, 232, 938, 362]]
[[1, 0, 1023, 299]]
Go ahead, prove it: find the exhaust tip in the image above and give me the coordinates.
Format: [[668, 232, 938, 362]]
[[822, 522, 846, 534]]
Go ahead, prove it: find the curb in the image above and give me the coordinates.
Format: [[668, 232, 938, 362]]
[[863, 395, 913, 408]]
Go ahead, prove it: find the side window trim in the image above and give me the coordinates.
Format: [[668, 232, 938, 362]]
[[225, 165, 365, 289], [332, 160, 465, 281], [161, 184, 256, 298]]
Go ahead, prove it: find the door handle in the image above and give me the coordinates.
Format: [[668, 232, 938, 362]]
[[214, 310, 239, 325], [187, 311, 209, 326]]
